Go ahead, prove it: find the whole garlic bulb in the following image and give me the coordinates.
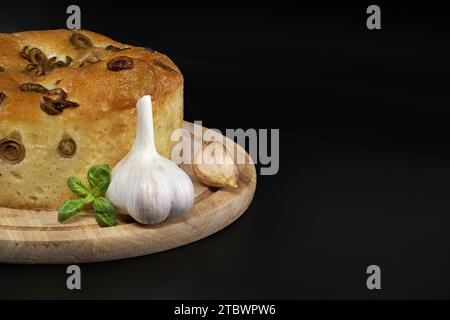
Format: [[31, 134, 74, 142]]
[[106, 95, 194, 225]]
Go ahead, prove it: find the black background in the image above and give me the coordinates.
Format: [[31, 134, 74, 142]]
[[1, 1, 450, 299]]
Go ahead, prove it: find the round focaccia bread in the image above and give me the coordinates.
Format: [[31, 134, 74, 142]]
[[0, 29, 183, 210]]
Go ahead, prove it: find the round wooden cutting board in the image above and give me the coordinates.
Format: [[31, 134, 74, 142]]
[[0, 122, 256, 264]]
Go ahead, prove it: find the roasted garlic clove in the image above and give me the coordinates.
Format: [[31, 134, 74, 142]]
[[193, 141, 239, 188]]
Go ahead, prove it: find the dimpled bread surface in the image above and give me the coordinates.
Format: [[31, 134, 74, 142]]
[[0, 29, 184, 210]]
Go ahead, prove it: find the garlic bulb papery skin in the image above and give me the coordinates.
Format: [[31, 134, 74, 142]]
[[106, 95, 195, 225]]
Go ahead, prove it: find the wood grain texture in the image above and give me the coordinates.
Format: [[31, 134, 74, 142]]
[[0, 122, 256, 264]]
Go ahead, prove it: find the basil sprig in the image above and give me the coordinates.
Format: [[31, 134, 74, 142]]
[[58, 164, 119, 227], [58, 199, 85, 223], [95, 212, 118, 227]]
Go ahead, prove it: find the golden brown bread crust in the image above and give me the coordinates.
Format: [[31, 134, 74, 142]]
[[0, 29, 184, 210]]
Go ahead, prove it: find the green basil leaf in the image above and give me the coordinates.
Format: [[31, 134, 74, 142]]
[[87, 164, 111, 195], [82, 193, 96, 205], [67, 176, 90, 198], [93, 197, 118, 215], [95, 212, 117, 228], [58, 199, 85, 223], [90, 186, 100, 198]]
